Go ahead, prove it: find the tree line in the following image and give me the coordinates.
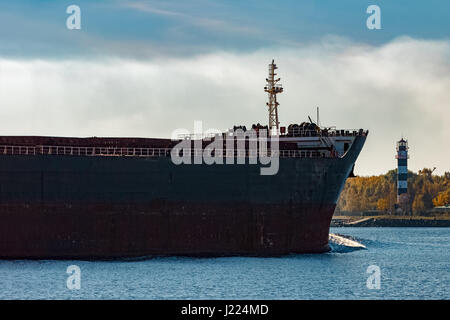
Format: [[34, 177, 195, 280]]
[[336, 168, 450, 215]]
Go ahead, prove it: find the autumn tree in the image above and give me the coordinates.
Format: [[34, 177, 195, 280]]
[[433, 190, 450, 207], [376, 198, 389, 211], [412, 194, 426, 214], [337, 168, 449, 215]]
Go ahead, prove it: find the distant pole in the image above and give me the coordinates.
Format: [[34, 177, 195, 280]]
[[317, 107, 320, 127]]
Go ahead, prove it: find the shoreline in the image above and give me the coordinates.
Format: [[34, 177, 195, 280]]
[[331, 215, 450, 227]]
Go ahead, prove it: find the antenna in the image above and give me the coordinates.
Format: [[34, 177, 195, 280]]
[[264, 60, 283, 135]]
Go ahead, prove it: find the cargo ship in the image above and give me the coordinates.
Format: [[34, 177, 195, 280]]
[[0, 60, 367, 259]]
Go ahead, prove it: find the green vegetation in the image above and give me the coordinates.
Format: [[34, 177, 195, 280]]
[[337, 168, 450, 215]]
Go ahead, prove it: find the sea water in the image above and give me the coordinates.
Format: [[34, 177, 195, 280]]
[[0, 228, 448, 299]]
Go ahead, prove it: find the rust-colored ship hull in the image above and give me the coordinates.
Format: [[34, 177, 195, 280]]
[[0, 134, 366, 259]]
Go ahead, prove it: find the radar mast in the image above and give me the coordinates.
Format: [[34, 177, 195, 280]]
[[264, 59, 283, 135]]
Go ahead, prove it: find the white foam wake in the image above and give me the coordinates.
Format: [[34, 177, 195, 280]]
[[329, 233, 366, 253]]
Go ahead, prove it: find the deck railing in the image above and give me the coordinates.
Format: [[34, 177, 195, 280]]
[[0, 145, 329, 159], [178, 129, 368, 139]]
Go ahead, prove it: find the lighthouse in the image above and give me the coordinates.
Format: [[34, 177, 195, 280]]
[[396, 138, 409, 205]]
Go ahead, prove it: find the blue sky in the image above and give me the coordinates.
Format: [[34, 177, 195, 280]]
[[0, 0, 449, 58], [0, 1, 449, 175]]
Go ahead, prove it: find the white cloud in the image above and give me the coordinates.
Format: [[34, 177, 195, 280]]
[[0, 36, 449, 175]]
